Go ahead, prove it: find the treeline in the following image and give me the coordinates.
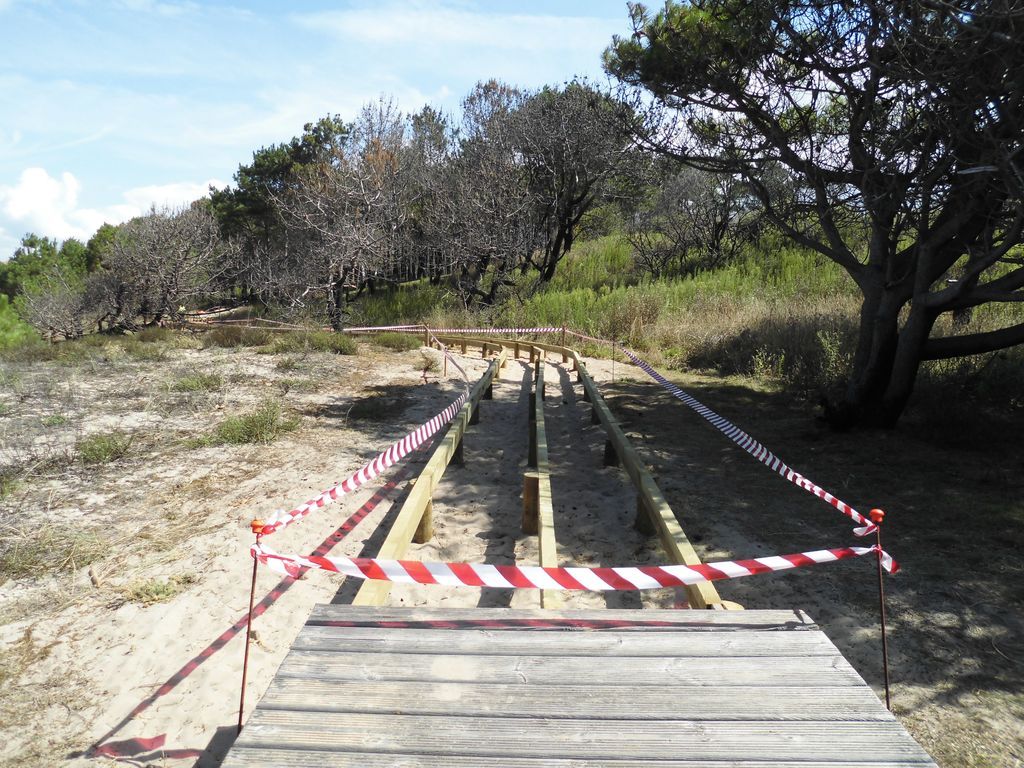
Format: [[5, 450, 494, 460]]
[[2, 79, 761, 339]]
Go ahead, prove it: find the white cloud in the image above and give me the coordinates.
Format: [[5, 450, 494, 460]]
[[0, 168, 223, 249], [293, 3, 613, 54]]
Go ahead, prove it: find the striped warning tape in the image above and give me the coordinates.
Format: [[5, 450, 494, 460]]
[[252, 541, 898, 586], [617, 347, 878, 536], [428, 327, 561, 335]]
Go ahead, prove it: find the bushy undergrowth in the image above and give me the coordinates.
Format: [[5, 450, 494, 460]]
[[0, 295, 36, 351], [372, 331, 422, 351], [268, 330, 357, 355], [202, 325, 271, 348]]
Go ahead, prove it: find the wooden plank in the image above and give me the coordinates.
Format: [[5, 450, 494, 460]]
[[308, 604, 813, 629], [255, 678, 894, 721], [233, 711, 935, 763], [290, 625, 840, 657], [352, 351, 507, 606], [225, 749, 932, 768], [276, 649, 867, 687], [533, 363, 561, 610], [571, 352, 727, 610]]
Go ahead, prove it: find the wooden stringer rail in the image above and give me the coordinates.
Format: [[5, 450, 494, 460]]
[[522, 359, 561, 609], [431, 333, 739, 611], [351, 348, 508, 606]]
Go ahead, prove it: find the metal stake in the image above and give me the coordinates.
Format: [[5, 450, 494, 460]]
[[238, 527, 262, 734], [870, 508, 892, 711]]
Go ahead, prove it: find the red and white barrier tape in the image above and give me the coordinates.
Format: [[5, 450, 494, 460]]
[[252, 541, 898, 586], [341, 324, 426, 333], [428, 327, 561, 335], [619, 348, 878, 536]]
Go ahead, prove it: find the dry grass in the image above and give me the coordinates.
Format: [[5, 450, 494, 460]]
[[121, 573, 197, 605], [0, 523, 107, 582]]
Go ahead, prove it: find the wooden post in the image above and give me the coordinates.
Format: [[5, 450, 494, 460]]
[[452, 436, 465, 466], [484, 381, 493, 400], [469, 402, 480, 425], [603, 438, 620, 467], [514, 342, 520, 360], [634, 494, 657, 535], [591, 406, 600, 425], [413, 493, 434, 544], [522, 472, 539, 534], [422, 326, 429, 346]]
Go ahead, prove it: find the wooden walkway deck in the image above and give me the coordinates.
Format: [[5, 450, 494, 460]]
[[224, 605, 937, 767]]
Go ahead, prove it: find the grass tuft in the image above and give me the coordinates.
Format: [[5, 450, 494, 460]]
[[173, 373, 223, 392], [77, 431, 133, 465], [193, 400, 300, 446], [122, 573, 197, 605]]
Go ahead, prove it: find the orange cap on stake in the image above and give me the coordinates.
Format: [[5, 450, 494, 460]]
[[869, 509, 886, 524], [250, 519, 265, 534]]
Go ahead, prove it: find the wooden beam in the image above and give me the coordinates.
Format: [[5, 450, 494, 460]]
[[569, 351, 734, 611], [352, 351, 507, 606]]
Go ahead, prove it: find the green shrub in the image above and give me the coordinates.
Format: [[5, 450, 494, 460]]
[[0, 295, 37, 351], [373, 332, 421, 352], [202, 325, 271, 348], [173, 373, 222, 392], [77, 431, 133, 465], [274, 356, 301, 372], [195, 400, 300, 446], [41, 415, 67, 427]]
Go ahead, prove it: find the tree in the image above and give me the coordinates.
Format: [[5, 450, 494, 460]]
[[512, 81, 636, 282], [627, 163, 756, 278], [606, 0, 1024, 427], [104, 204, 231, 327]]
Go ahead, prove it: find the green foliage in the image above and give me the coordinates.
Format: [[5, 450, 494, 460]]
[[0, 234, 93, 301], [195, 400, 300, 446], [372, 332, 421, 351], [350, 281, 452, 326], [77, 431, 133, 465], [0, 295, 36, 350], [41, 415, 67, 427], [173, 373, 222, 392]]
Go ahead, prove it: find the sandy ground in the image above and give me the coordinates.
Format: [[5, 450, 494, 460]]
[[0, 334, 1020, 767]]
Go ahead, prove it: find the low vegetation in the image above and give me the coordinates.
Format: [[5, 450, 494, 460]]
[[193, 400, 300, 446], [122, 573, 197, 606], [372, 331, 422, 352], [0, 524, 106, 582], [172, 372, 223, 392], [76, 431, 133, 465]]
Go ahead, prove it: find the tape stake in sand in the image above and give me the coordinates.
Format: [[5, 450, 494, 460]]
[[251, 542, 898, 587]]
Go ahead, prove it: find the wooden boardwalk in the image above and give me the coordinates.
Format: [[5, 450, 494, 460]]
[[225, 605, 937, 767]]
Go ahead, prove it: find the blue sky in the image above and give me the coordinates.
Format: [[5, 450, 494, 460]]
[[0, 0, 633, 259]]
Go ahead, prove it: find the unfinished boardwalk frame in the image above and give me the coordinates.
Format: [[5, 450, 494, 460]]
[[522, 360, 561, 609], [226, 605, 937, 767], [433, 333, 733, 609], [351, 350, 507, 606]]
